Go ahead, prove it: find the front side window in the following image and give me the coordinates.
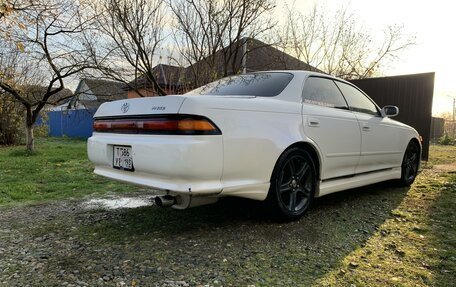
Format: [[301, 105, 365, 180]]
[[335, 82, 380, 116], [302, 77, 348, 109], [186, 72, 294, 97]]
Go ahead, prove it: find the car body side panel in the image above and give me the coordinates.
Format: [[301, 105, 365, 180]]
[[319, 167, 402, 196], [354, 113, 414, 173], [178, 96, 310, 200]]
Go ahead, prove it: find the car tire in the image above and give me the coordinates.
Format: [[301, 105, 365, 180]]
[[267, 148, 317, 220], [398, 141, 420, 187]]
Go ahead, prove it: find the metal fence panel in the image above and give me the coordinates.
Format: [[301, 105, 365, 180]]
[[48, 109, 96, 138]]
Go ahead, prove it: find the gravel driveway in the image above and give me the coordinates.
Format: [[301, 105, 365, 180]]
[[0, 182, 409, 287], [0, 164, 454, 286]]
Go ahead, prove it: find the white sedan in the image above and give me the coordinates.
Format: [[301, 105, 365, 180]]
[[88, 71, 421, 219]]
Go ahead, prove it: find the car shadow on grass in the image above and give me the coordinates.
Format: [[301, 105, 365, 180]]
[[73, 180, 410, 285]]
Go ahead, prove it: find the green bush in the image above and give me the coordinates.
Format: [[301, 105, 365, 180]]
[[440, 134, 454, 145], [0, 95, 24, 145], [34, 112, 49, 138]]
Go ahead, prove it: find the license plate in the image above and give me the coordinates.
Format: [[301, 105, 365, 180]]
[[113, 145, 134, 171]]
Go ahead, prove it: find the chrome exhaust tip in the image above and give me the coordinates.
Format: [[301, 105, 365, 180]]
[[154, 195, 176, 207]]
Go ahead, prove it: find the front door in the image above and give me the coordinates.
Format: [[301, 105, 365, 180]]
[[335, 81, 402, 174]]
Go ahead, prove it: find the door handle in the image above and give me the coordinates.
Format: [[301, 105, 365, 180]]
[[308, 118, 320, 127], [362, 126, 370, 131]]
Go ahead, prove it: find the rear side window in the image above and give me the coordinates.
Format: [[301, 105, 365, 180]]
[[186, 72, 294, 97], [335, 82, 380, 116], [302, 77, 348, 109]]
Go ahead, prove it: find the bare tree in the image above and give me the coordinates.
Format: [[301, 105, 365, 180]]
[[0, 0, 94, 151], [84, 0, 167, 96], [0, 0, 35, 20], [279, 3, 415, 79], [0, 0, 13, 20], [169, 0, 276, 88]]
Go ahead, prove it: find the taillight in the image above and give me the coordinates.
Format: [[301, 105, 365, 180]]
[[93, 115, 221, 135]]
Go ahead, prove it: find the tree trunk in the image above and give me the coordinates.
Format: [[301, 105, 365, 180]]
[[25, 106, 34, 151], [25, 124, 34, 151]]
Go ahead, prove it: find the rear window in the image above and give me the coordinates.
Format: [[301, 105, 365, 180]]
[[186, 72, 294, 97]]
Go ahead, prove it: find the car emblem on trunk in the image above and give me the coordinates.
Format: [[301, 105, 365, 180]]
[[121, 103, 130, 113]]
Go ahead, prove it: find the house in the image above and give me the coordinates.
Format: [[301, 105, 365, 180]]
[[69, 78, 127, 110], [243, 38, 320, 73], [126, 64, 184, 98], [47, 78, 127, 138], [124, 38, 320, 97]]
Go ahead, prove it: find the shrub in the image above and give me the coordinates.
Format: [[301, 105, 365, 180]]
[[0, 95, 24, 145], [34, 112, 49, 138], [440, 134, 454, 145]]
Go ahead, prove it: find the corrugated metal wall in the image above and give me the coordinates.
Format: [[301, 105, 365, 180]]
[[48, 109, 96, 138], [351, 72, 435, 160]]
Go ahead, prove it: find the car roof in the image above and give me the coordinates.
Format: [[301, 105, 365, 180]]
[[251, 70, 352, 85]]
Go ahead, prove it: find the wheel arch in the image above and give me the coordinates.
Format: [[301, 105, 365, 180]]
[[406, 136, 422, 159], [266, 140, 321, 219], [410, 137, 421, 151], [409, 136, 422, 168], [398, 136, 422, 187], [281, 141, 322, 182]]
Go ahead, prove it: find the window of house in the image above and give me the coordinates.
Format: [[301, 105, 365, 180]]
[[302, 77, 348, 109]]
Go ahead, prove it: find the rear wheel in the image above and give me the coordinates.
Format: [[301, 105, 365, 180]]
[[398, 141, 420, 186], [267, 148, 317, 220]]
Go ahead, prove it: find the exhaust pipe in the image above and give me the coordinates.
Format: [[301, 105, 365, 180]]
[[155, 195, 176, 207]]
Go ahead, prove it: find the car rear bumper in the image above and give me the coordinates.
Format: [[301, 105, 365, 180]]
[[87, 133, 224, 195]]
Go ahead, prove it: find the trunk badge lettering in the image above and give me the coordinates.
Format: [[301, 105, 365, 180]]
[[121, 103, 130, 113], [152, 106, 165, 111]]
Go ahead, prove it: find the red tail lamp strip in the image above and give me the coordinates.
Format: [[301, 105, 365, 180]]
[[93, 116, 221, 135]]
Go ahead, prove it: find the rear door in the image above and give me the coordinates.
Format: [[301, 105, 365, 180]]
[[334, 81, 402, 173], [302, 77, 361, 180]]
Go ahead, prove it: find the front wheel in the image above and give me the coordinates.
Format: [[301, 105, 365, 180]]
[[398, 141, 420, 186], [267, 148, 317, 220]]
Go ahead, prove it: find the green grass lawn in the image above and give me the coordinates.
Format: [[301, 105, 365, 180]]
[[0, 137, 142, 205], [314, 156, 456, 286]]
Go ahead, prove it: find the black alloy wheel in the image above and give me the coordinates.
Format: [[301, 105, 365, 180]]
[[268, 148, 316, 220], [399, 141, 420, 186]]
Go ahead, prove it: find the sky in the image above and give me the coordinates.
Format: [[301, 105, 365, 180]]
[[283, 0, 456, 116]]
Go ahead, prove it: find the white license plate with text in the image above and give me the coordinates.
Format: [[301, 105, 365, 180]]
[[113, 146, 134, 171]]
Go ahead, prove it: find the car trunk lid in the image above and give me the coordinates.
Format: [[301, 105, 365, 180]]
[[94, 95, 187, 118]]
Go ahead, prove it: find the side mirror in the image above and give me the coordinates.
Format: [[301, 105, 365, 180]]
[[382, 105, 399, 118]]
